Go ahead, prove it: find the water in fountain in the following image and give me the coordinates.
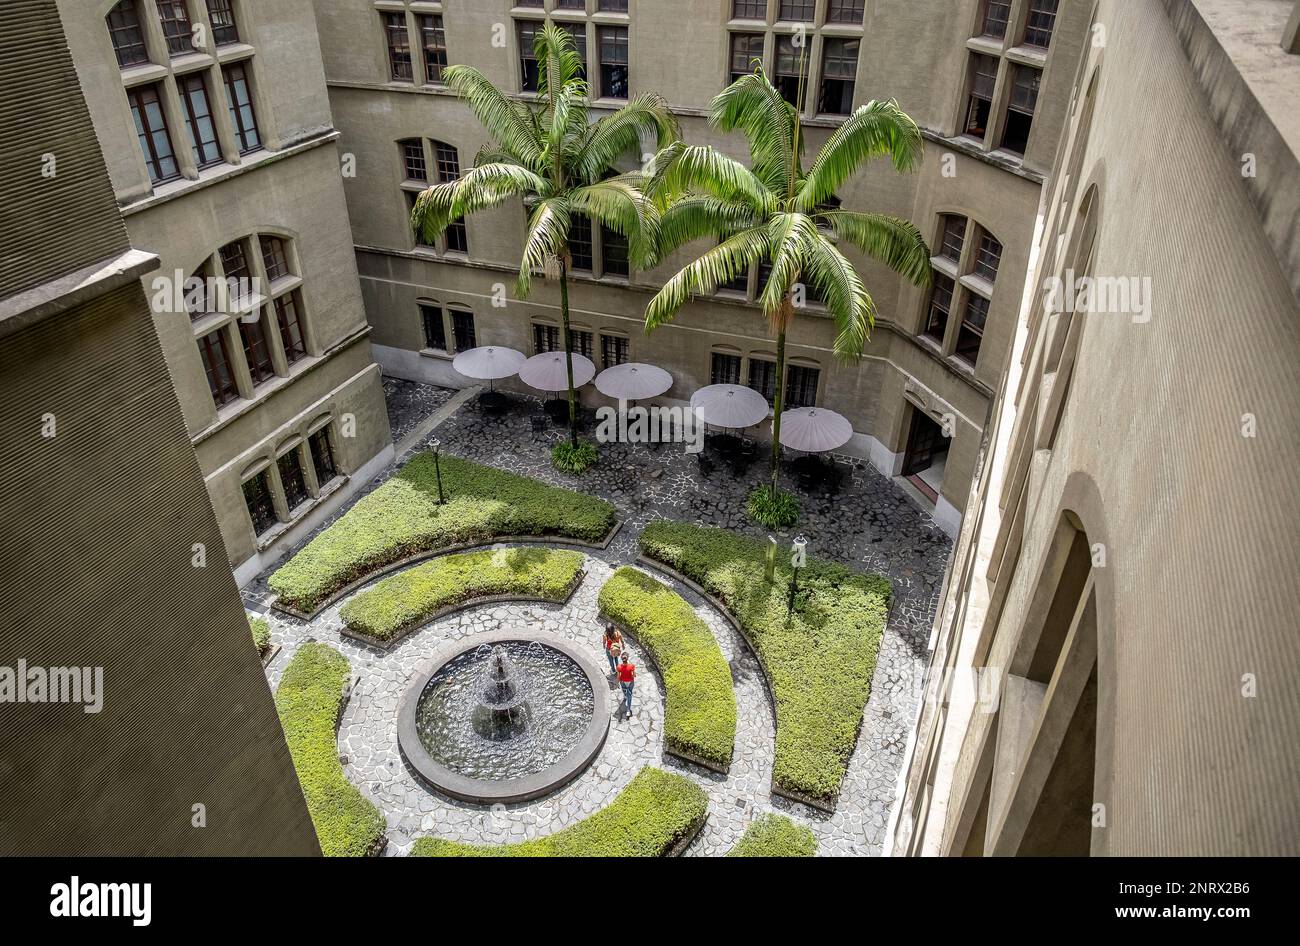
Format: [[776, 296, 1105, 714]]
[[470, 644, 530, 740]]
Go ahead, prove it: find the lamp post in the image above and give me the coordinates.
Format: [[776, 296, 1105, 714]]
[[787, 535, 807, 617], [432, 438, 445, 504]]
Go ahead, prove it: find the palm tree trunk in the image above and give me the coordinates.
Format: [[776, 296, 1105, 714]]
[[558, 260, 578, 446], [769, 297, 792, 495]]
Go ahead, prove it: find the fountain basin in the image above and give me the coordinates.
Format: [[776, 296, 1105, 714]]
[[397, 630, 611, 804]]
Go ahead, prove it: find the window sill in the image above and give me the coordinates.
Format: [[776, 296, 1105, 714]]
[[119, 62, 168, 87], [254, 475, 349, 552], [959, 272, 996, 299], [1005, 44, 1049, 67], [964, 35, 1004, 57], [929, 256, 960, 280], [419, 347, 454, 361]]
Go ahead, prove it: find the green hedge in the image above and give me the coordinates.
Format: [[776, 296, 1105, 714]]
[[274, 643, 386, 857], [341, 548, 585, 643], [639, 520, 890, 805], [410, 767, 706, 857], [727, 813, 817, 857], [269, 453, 616, 612], [597, 567, 736, 769], [249, 615, 270, 656]]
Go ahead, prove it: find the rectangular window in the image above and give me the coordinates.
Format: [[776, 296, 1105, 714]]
[[406, 191, 433, 247], [556, 0, 584, 8], [198, 328, 238, 406], [785, 364, 820, 409], [187, 261, 211, 320], [778, 0, 815, 21], [445, 218, 469, 253], [309, 428, 339, 486], [1000, 65, 1040, 155], [573, 330, 594, 360], [260, 236, 291, 283], [420, 303, 446, 350], [819, 38, 858, 115], [402, 139, 427, 182], [598, 27, 629, 100], [278, 449, 309, 510], [598, 0, 629, 11], [601, 334, 629, 369], [1023, 0, 1059, 48], [179, 73, 221, 168], [710, 352, 742, 386], [419, 15, 447, 84], [384, 12, 413, 81], [939, 215, 966, 262], [827, 0, 866, 24], [602, 225, 629, 277], [719, 247, 749, 293], [451, 309, 476, 351], [239, 312, 275, 385], [533, 322, 561, 354], [956, 294, 989, 363], [570, 214, 593, 272], [223, 63, 261, 154], [518, 0, 543, 6], [206, 0, 238, 46], [747, 359, 777, 405], [733, 0, 766, 19], [128, 84, 179, 184], [518, 22, 540, 92], [108, 1, 150, 67], [242, 470, 277, 535], [218, 239, 251, 303], [775, 35, 806, 109], [558, 22, 588, 80], [434, 141, 460, 182], [973, 231, 1002, 281], [157, 0, 193, 57], [274, 292, 307, 364], [964, 54, 998, 138], [730, 33, 764, 84], [981, 0, 1012, 38], [924, 273, 954, 342]]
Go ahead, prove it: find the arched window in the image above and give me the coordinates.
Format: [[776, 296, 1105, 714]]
[[107, 1, 149, 67], [921, 213, 1002, 367]]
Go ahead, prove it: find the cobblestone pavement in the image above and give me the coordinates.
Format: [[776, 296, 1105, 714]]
[[256, 382, 952, 856], [382, 376, 455, 443]]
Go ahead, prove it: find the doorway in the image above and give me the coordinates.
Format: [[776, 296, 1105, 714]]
[[902, 406, 950, 502]]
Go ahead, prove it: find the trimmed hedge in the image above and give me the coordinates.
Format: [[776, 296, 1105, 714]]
[[409, 767, 706, 857], [341, 548, 585, 643], [274, 643, 386, 857], [268, 453, 616, 612], [727, 813, 817, 857], [249, 615, 270, 657], [639, 520, 890, 806], [597, 567, 736, 769]]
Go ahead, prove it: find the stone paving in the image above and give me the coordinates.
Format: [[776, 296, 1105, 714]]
[[254, 381, 952, 856], [382, 376, 455, 443]]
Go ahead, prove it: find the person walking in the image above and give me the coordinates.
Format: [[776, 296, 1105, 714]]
[[617, 652, 636, 718], [602, 625, 623, 676]]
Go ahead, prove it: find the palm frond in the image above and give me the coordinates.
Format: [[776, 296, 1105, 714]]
[[649, 142, 774, 213], [517, 197, 572, 297], [576, 92, 680, 184], [797, 99, 924, 210], [656, 196, 763, 257], [535, 22, 585, 102], [710, 69, 799, 197], [444, 65, 544, 171], [757, 212, 820, 316], [819, 210, 932, 286], [569, 175, 659, 268], [803, 233, 876, 360], [644, 226, 772, 330]]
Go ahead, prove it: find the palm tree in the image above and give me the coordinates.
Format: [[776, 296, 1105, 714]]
[[644, 62, 931, 519], [410, 23, 678, 449]]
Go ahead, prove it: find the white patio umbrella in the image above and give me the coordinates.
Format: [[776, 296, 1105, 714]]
[[518, 350, 596, 392], [452, 346, 526, 387], [594, 362, 673, 401], [778, 406, 854, 453], [689, 383, 770, 429]]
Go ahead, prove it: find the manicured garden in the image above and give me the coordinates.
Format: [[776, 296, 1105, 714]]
[[274, 643, 386, 857], [340, 547, 584, 645], [409, 767, 707, 857], [249, 614, 270, 658], [597, 567, 736, 770], [639, 520, 890, 806], [727, 813, 818, 857], [269, 453, 616, 613]]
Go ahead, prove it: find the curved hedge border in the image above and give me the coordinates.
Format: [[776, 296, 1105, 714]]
[[274, 642, 387, 857], [268, 454, 617, 615], [727, 813, 818, 857], [638, 521, 890, 809], [597, 567, 736, 772], [409, 767, 707, 857], [340, 548, 585, 647], [250, 615, 270, 657]]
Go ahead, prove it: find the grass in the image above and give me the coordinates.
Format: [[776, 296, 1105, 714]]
[[268, 453, 615, 612], [274, 643, 386, 857], [410, 767, 707, 857], [249, 615, 270, 657], [340, 548, 584, 643], [597, 567, 736, 769], [727, 813, 818, 856], [639, 520, 890, 805], [551, 439, 599, 474]]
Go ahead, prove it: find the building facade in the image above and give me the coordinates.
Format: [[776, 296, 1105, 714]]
[[888, 0, 1300, 855], [55, 0, 394, 584], [312, 0, 1090, 536]]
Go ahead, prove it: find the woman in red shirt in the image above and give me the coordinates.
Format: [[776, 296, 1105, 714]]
[[617, 653, 635, 718]]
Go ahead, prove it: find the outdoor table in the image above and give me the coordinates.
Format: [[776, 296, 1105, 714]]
[[479, 390, 508, 414], [544, 398, 570, 423], [791, 454, 828, 480], [708, 433, 744, 457]]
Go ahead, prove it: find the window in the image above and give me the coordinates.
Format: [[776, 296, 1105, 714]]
[[733, 0, 766, 19], [518, 22, 541, 92], [206, 0, 239, 46], [533, 322, 561, 354], [785, 364, 819, 409], [223, 64, 261, 154], [518, 0, 543, 6], [599, 0, 629, 11], [730, 33, 764, 84], [451, 309, 476, 351], [445, 218, 469, 253], [573, 330, 594, 360], [980, 0, 1012, 38], [243, 470, 277, 535], [956, 294, 989, 364], [922, 214, 998, 357], [747, 358, 778, 404], [939, 215, 966, 262], [570, 214, 593, 272], [601, 334, 629, 369], [924, 274, 953, 342], [601, 225, 629, 276], [819, 38, 858, 115], [558, 22, 588, 80], [778, 1, 815, 21], [239, 312, 275, 385], [179, 73, 220, 168], [598, 27, 629, 100], [157, 1, 193, 57], [556, 0, 584, 8], [719, 244, 749, 293], [1000, 65, 1040, 155], [1023, 0, 1059, 48], [973, 231, 1002, 281], [419, 15, 447, 84], [401, 139, 427, 182], [128, 84, 179, 184], [107, 1, 149, 67], [433, 140, 460, 182], [274, 292, 307, 364], [964, 54, 998, 138], [384, 12, 413, 81], [775, 35, 806, 109], [711, 352, 742, 385], [278, 449, 309, 510], [420, 303, 446, 350], [187, 263, 212, 320], [260, 236, 291, 283], [198, 328, 238, 406], [218, 240, 251, 303], [309, 428, 338, 486], [827, 0, 866, 24], [406, 191, 433, 247]]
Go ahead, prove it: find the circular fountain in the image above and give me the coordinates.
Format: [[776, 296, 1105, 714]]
[[397, 631, 611, 803]]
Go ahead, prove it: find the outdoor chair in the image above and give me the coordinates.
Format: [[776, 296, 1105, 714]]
[[696, 452, 714, 477], [530, 414, 547, 439]]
